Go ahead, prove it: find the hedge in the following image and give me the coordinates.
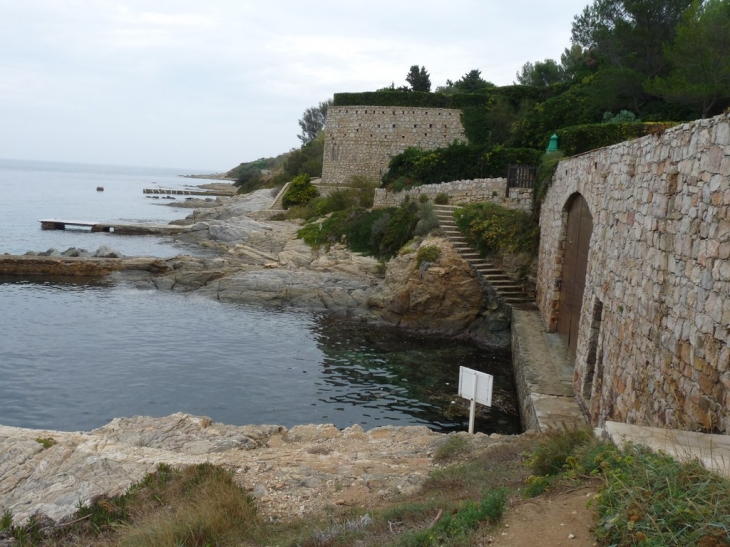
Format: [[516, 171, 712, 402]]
[[382, 144, 542, 188], [554, 122, 679, 156]]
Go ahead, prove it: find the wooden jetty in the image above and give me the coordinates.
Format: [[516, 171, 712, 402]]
[[143, 188, 234, 197], [39, 219, 185, 235]]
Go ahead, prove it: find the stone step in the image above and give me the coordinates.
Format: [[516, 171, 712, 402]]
[[502, 297, 535, 304], [494, 287, 526, 295], [433, 204, 458, 210]]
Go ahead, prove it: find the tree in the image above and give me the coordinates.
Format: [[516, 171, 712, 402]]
[[406, 65, 431, 92], [435, 69, 494, 94], [571, 0, 693, 78], [646, 0, 730, 118], [515, 60, 566, 86], [297, 99, 332, 145]]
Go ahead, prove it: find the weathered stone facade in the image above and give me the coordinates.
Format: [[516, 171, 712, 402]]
[[373, 178, 533, 211], [321, 106, 466, 185], [536, 113, 730, 434]]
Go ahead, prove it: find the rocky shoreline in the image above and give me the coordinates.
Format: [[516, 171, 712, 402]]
[[0, 413, 526, 527], [0, 186, 516, 526]]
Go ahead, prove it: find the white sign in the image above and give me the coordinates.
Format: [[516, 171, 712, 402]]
[[458, 367, 494, 434], [458, 367, 493, 407]]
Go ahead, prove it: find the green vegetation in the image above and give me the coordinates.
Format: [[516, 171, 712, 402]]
[[285, 175, 377, 221], [8, 429, 730, 547], [555, 121, 678, 156], [432, 435, 472, 463], [454, 202, 540, 261], [434, 193, 449, 205], [298, 99, 332, 145], [35, 438, 56, 450], [382, 144, 541, 189], [534, 151, 565, 215], [416, 245, 441, 267], [297, 199, 435, 261], [282, 173, 319, 209]]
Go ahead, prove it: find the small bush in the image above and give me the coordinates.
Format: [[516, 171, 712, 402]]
[[433, 435, 470, 462], [416, 245, 441, 267], [434, 193, 449, 205], [1, 510, 12, 531], [527, 427, 593, 477], [455, 202, 540, 258], [414, 201, 439, 236], [35, 437, 56, 449], [418, 193, 429, 204], [282, 173, 318, 209]]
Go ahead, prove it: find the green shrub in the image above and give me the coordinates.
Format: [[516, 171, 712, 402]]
[[414, 201, 439, 235], [533, 150, 565, 215], [416, 245, 441, 267], [555, 121, 678, 156], [592, 445, 730, 547], [418, 193, 429, 204], [297, 199, 422, 261], [526, 427, 593, 477], [433, 435, 470, 462], [434, 193, 449, 205], [455, 202, 540, 259], [382, 143, 541, 188], [282, 174, 318, 209]]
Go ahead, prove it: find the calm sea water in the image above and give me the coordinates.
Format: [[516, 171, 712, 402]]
[[0, 159, 520, 434]]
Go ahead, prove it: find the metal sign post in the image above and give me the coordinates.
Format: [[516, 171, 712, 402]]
[[458, 366, 494, 434]]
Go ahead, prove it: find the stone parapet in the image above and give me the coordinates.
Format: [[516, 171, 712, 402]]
[[373, 179, 532, 211], [536, 113, 730, 434]]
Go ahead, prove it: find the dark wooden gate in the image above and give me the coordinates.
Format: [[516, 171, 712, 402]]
[[557, 194, 593, 362]]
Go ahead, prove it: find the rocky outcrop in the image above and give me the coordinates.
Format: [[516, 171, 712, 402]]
[[0, 413, 510, 525], [367, 236, 485, 334]]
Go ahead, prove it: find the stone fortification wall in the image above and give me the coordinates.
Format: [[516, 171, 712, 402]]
[[373, 179, 532, 211], [321, 106, 466, 185], [536, 113, 730, 434]]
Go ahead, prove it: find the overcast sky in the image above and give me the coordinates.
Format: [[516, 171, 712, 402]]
[[0, 1, 590, 171]]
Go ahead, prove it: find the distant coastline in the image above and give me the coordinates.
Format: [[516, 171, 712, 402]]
[[180, 173, 235, 181]]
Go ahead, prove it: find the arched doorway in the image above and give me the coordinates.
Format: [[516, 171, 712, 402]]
[[557, 194, 593, 362]]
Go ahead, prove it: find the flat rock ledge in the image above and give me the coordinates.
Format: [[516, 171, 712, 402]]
[[0, 414, 515, 526]]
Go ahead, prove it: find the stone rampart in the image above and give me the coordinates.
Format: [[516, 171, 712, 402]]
[[373, 179, 532, 211], [321, 106, 466, 185], [536, 113, 730, 434]]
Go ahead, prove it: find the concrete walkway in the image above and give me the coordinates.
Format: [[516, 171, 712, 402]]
[[602, 422, 730, 477], [508, 302, 730, 478], [511, 308, 587, 432]]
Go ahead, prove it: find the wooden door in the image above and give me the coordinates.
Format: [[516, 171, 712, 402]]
[[557, 194, 593, 362]]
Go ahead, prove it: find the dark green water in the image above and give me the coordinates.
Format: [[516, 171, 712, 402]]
[[0, 278, 520, 434]]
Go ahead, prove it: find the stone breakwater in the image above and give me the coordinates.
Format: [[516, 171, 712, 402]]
[[373, 179, 533, 211], [0, 413, 518, 526]]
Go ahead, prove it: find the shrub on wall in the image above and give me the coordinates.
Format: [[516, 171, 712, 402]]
[[382, 144, 541, 188], [455, 202, 540, 259], [555, 122, 678, 156], [282, 174, 318, 209]]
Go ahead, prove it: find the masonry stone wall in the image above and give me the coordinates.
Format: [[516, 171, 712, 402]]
[[321, 106, 466, 185], [536, 113, 730, 434], [373, 179, 533, 211]]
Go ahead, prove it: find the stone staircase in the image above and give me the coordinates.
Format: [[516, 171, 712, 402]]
[[434, 204, 534, 306], [268, 182, 291, 211]]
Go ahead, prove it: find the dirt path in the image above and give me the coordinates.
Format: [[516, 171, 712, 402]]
[[484, 486, 598, 547]]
